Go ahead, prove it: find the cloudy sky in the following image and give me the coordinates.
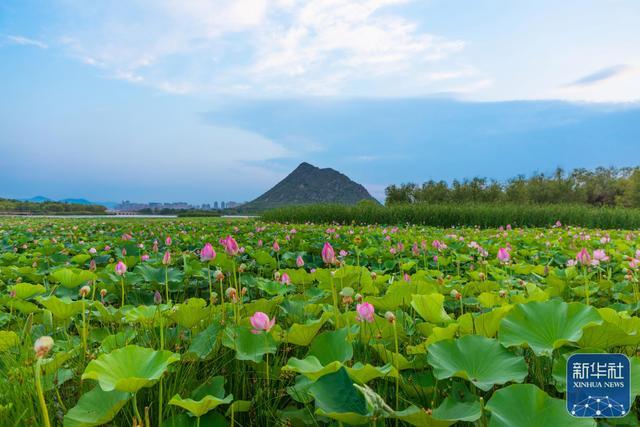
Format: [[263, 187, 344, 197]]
[[1, 0, 639, 203]]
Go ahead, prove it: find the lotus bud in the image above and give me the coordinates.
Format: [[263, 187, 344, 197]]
[[250, 311, 276, 334], [214, 270, 225, 282], [89, 259, 97, 271], [498, 289, 507, 298], [225, 287, 237, 302], [241, 287, 248, 296], [153, 240, 159, 252], [370, 271, 377, 280], [162, 250, 171, 265], [238, 263, 246, 273], [272, 241, 280, 252], [356, 302, 375, 323], [200, 243, 216, 262], [34, 336, 54, 359], [115, 261, 127, 276], [154, 290, 162, 305], [100, 288, 107, 298], [141, 254, 150, 261], [209, 292, 218, 304], [274, 271, 281, 281], [385, 311, 396, 323], [478, 272, 486, 281], [281, 272, 291, 285], [165, 236, 172, 246], [79, 285, 91, 298], [355, 293, 363, 303], [296, 256, 304, 267], [450, 289, 462, 300]]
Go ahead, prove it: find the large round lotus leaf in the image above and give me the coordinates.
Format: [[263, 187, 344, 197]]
[[171, 298, 210, 329], [427, 335, 527, 391], [432, 397, 482, 422], [393, 406, 453, 427], [82, 345, 180, 393], [286, 314, 329, 346], [221, 325, 277, 363], [63, 386, 131, 427], [283, 355, 398, 383], [37, 296, 84, 320], [308, 367, 372, 425], [486, 384, 595, 427], [411, 293, 451, 324], [578, 308, 640, 348], [50, 268, 96, 289], [169, 394, 233, 418], [307, 327, 353, 365], [498, 300, 602, 356], [8, 283, 46, 299]]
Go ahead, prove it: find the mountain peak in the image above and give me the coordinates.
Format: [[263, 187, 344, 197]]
[[241, 162, 377, 211]]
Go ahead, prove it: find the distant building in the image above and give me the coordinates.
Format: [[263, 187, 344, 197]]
[[220, 201, 226, 209], [214, 201, 219, 209]]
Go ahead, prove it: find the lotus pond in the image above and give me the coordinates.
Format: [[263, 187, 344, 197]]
[[1, 217, 640, 426]]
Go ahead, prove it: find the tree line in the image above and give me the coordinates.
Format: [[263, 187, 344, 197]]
[[385, 167, 640, 207], [0, 199, 107, 214]]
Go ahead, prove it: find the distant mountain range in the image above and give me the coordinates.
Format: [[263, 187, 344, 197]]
[[20, 196, 117, 209], [241, 162, 378, 211]]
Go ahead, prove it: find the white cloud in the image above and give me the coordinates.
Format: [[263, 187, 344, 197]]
[[4, 35, 48, 49], [51, 0, 471, 96]]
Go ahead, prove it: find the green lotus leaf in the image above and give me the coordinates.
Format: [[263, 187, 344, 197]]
[[578, 308, 640, 348], [0, 331, 19, 351], [100, 330, 137, 353], [81, 345, 180, 393], [221, 325, 277, 363], [371, 343, 424, 370], [286, 314, 328, 346], [91, 302, 123, 323], [50, 268, 96, 289], [411, 293, 451, 324], [283, 356, 342, 381], [392, 406, 453, 427], [8, 282, 46, 299], [186, 323, 221, 359], [308, 367, 372, 425], [123, 305, 159, 324], [171, 298, 209, 329], [486, 384, 595, 426], [136, 264, 184, 284], [498, 300, 602, 356], [457, 305, 513, 338], [307, 327, 353, 365], [169, 394, 233, 418], [37, 296, 84, 320], [427, 335, 527, 391], [63, 386, 131, 427], [431, 396, 482, 422], [631, 356, 640, 399]]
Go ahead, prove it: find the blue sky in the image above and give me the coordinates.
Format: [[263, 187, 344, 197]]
[[1, 0, 639, 203]]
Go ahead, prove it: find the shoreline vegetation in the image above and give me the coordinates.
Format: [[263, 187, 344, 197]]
[[262, 202, 640, 229]]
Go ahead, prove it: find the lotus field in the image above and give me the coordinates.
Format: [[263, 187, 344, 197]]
[[3, 218, 640, 427]]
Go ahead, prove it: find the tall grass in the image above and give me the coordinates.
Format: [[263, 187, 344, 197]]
[[262, 203, 640, 229]]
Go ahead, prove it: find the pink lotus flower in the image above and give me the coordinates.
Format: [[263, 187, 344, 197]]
[[200, 243, 216, 262], [223, 236, 239, 256], [296, 256, 304, 267], [162, 250, 171, 265], [356, 302, 375, 323], [250, 311, 276, 334], [322, 242, 336, 264], [412, 243, 420, 256], [273, 241, 280, 252], [576, 248, 591, 265], [115, 261, 127, 276], [281, 272, 291, 285], [88, 247, 97, 254], [165, 236, 172, 246], [497, 247, 510, 263], [141, 254, 150, 261], [104, 245, 111, 251], [153, 240, 159, 252], [339, 250, 348, 258], [592, 249, 609, 262]]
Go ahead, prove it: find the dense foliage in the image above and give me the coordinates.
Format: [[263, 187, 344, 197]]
[[263, 202, 640, 229], [385, 167, 640, 207], [0, 199, 107, 215], [2, 217, 640, 426]]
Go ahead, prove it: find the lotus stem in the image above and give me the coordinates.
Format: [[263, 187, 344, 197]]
[[164, 266, 169, 304], [132, 393, 143, 426], [34, 359, 51, 427], [81, 298, 87, 357], [120, 276, 125, 306], [392, 320, 400, 422], [330, 275, 339, 328]]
